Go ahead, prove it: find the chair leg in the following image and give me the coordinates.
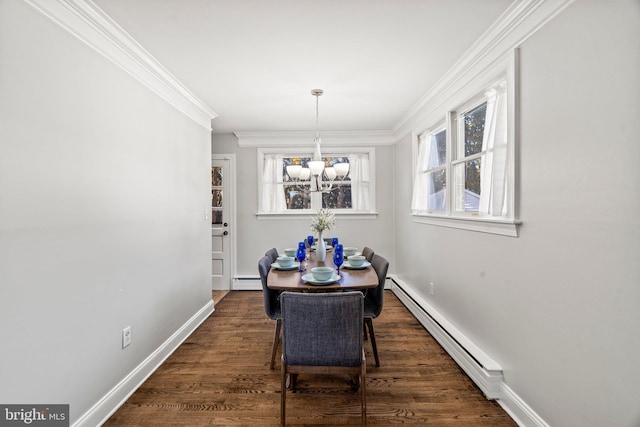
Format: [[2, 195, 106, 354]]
[[361, 351, 367, 426], [270, 319, 281, 370], [281, 361, 287, 426], [364, 317, 379, 367]]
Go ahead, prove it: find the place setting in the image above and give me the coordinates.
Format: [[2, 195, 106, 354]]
[[301, 266, 340, 286], [342, 255, 371, 270], [271, 255, 300, 271]]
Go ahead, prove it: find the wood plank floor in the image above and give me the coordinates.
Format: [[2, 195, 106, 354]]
[[104, 291, 516, 426]]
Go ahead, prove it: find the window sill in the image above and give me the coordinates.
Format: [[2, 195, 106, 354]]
[[257, 211, 378, 221], [412, 214, 521, 237]]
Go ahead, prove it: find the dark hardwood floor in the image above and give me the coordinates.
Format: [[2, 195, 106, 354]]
[[104, 291, 516, 426]]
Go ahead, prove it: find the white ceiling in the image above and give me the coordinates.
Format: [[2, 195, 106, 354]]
[[92, 0, 513, 134]]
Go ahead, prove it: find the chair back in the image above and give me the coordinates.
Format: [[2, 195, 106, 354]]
[[366, 254, 389, 318], [280, 291, 364, 367], [362, 247, 375, 262], [264, 247, 279, 263], [258, 255, 279, 320]]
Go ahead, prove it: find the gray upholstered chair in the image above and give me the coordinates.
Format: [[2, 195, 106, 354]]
[[265, 247, 279, 263], [280, 291, 366, 426], [258, 255, 281, 369], [361, 247, 375, 262], [363, 253, 389, 367]]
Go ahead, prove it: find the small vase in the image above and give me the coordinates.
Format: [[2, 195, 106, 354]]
[[316, 232, 327, 262]]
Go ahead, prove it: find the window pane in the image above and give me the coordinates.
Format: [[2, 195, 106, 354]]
[[464, 102, 487, 157], [284, 186, 311, 209], [453, 159, 482, 212], [282, 155, 353, 210], [322, 185, 352, 209], [211, 167, 223, 186], [433, 129, 447, 167], [211, 210, 222, 225], [426, 169, 446, 211], [212, 189, 223, 208]]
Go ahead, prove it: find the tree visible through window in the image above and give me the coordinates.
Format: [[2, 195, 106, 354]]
[[412, 79, 511, 221], [282, 156, 352, 210], [259, 149, 373, 214]]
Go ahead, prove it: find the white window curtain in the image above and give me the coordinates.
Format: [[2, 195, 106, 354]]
[[349, 153, 370, 211], [479, 81, 508, 216], [411, 133, 439, 213], [261, 154, 286, 213]]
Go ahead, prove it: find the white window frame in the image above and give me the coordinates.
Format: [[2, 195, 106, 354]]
[[257, 146, 377, 219], [411, 52, 520, 237]]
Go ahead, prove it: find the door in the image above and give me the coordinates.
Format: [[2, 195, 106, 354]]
[[211, 156, 234, 290]]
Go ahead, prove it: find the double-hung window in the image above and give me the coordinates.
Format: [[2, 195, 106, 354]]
[[412, 78, 517, 236], [259, 148, 374, 215]]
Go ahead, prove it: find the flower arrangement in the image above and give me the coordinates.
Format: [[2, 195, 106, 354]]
[[310, 208, 336, 235]]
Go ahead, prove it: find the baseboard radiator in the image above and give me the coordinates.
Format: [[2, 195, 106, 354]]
[[389, 275, 504, 399], [232, 275, 262, 290]]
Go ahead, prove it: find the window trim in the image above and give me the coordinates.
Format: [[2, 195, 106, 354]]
[[411, 50, 520, 236], [257, 146, 376, 217]]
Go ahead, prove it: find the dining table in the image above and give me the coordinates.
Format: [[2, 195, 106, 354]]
[[267, 248, 378, 292]]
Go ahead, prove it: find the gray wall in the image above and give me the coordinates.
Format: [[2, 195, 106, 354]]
[[211, 134, 396, 276], [0, 1, 212, 423], [393, 1, 640, 426]]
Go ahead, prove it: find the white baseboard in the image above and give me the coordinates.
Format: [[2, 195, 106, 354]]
[[389, 276, 504, 399], [233, 275, 261, 290], [389, 275, 548, 427], [498, 383, 550, 427], [73, 300, 215, 427]]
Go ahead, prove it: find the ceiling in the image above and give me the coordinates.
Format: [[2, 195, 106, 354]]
[[92, 0, 514, 134]]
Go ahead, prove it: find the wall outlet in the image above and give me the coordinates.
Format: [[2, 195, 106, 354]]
[[122, 326, 131, 348], [429, 282, 435, 296]]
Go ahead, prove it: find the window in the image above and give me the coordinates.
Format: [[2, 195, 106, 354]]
[[282, 156, 352, 210], [412, 79, 516, 236], [259, 148, 375, 215]]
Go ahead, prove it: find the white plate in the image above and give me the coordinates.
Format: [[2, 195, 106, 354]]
[[312, 245, 333, 251], [342, 261, 371, 269], [271, 262, 300, 271], [302, 273, 340, 285]]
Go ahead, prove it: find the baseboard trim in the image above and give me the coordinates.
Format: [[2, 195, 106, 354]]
[[233, 275, 261, 290], [389, 274, 551, 427], [72, 300, 214, 427], [498, 383, 550, 427], [389, 275, 503, 399]]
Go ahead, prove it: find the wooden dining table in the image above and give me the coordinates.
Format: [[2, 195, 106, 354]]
[[267, 249, 378, 292]]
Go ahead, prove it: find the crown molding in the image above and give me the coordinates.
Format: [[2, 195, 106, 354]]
[[24, 0, 217, 131], [234, 130, 396, 148], [392, 0, 575, 139]]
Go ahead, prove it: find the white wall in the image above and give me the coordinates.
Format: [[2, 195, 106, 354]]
[[393, 1, 640, 426], [0, 1, 212, 423], [211, 133, 395, 277]]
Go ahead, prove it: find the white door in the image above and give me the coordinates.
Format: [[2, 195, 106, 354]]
[[211, 156, 234, 290]]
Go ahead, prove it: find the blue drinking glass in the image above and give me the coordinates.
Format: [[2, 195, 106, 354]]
[[334, 243, 343, 259], [331, 237, 339, 248], [296, 244, 306, 271], [333, 246, 344, 274], [307, 235, 314, 249]]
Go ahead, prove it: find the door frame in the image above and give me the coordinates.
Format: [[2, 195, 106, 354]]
[[212, 154, 236, 290]]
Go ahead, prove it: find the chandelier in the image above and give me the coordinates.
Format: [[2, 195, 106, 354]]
[[285, 89, 350, 193]]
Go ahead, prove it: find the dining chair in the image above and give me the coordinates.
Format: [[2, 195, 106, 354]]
[[363, 253, 389, 367], [258, 255, 281, 369], [362, 247, 375, 262], [280, 291, 366, 427], [265, 247, 279, 263]]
